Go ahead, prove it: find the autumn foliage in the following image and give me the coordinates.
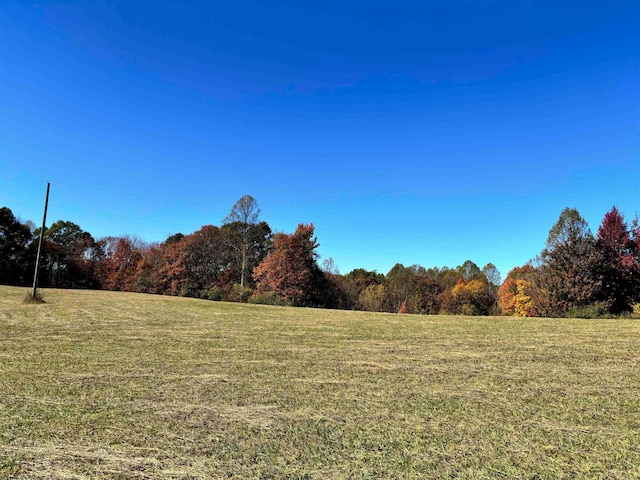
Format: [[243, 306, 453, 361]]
[[3, 199, 639, 318], [441, 279, 495, 315], [497, 265, 548, 317], [498, 278, 536, 317], [594, 207, 640, 313], [253, 224, 330, 307]]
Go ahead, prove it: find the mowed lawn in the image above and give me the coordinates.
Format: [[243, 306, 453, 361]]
[[1, 287, 639, 479]]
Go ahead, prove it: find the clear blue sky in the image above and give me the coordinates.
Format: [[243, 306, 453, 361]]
[[1, 1, 638, 279]]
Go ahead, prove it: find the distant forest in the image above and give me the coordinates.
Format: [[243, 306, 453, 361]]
[[2, 196, 639, 318]]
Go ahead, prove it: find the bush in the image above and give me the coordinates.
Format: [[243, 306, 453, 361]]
[[566, 302, 613, 319], [204, 287, 223, 301], [460, 303, 479, 316], [248, 291, 289, 306], [633, 303, 640, 319], [225, 284, 253, 303]]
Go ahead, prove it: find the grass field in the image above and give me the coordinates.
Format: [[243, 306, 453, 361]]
[[1, 286, 639, 479]]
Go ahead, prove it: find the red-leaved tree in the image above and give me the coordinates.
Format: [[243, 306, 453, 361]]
[[252, 223, 329, 306], [595, 207, 640, 313], [99, 236, 147, 292], [158, 225, 228, 297]]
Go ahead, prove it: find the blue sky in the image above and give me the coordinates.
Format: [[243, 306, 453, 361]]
[[1, 1, 638, 279]]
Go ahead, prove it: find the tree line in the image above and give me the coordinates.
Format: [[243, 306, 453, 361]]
[[498, 206, 640, 318], [1, 196, 638, 317]]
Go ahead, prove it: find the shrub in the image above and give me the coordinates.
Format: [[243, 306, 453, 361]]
[[204, 287, 223, 301], [566, 302, 612, 319], [460, 303, 479, 316], [248, 291, 289, 306], [225, 284, 253, 303]]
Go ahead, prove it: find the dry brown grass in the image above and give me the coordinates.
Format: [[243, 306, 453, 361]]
[[1, 286, 639, 478]]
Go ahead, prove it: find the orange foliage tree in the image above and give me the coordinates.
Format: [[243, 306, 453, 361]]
[[99, 236, 146, 292], [158, 225, 228, 297], [441, 278, 496, 315], [498, 265, 549, 317], [498, 277, 518, 315], [253, 224, 330, 306]]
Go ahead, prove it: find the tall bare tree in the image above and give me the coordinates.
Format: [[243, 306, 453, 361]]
[[223, 195, 262, 287]]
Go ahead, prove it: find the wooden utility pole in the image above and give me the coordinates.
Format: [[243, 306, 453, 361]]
[[32, 182, 50, 299]]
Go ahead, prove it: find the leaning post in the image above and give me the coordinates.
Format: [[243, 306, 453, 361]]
[[32, 182, 50, 299]]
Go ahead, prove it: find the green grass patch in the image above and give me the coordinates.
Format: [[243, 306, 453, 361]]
[[1, 286, 639, 478]]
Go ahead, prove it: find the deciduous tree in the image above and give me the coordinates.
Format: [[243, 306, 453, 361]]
[[253, 224, 328, 306], [222, 220, 272, 288], [0, 207, 34, 285], [498, 277, 518, 315], [223, 195, 265, 287], [457, 260, 482, 281], [358, 284, 392, 312], [42, 220, 100, 288], [340, 268, 385, 310], [159, 226, 228, 297], [406, 275, 442, 314], [100, 236, 146, 291], [481, 263, 502, 286], [513, 280, 535, 317], [386, 263, 420, 313], [498, 265, 549, 317], [132, 243, 164, 294], [441, 278, 496, 315]]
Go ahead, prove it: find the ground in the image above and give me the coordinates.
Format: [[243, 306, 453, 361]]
[[1, 286, 639, 479]]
